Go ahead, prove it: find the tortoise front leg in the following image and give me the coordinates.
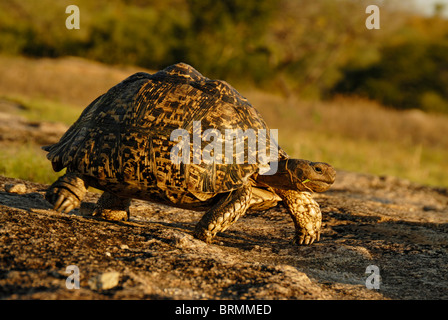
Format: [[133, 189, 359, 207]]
[[275, 189, 322, 245], [193, 184, 252, 243], [45, 172, 88, 213]]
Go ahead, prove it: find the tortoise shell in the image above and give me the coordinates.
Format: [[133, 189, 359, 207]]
[[44, 63, 288, 200]]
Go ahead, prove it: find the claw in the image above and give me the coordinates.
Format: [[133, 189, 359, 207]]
[[59, 199, 73, 213], [295, 234, 305, 245], [63, 203, 75, 213], [304, 236, 311, 245], [53, 194, 65, 211], [294, 233, 318, 246]]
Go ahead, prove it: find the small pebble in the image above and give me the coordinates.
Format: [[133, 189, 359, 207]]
[[4, 183, 27, 194], [88, 271, 120, 290]]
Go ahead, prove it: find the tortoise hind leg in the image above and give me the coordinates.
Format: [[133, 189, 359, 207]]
[[92, 191, 131, 221], [45, 172, 88, 213], [193, 184, 252, 243]]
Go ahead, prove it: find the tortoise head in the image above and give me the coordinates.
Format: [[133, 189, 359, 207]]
[[256, 159, 336, 192]]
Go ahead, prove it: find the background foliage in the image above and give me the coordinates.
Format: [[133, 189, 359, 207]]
[[1, 0, 448, 112]]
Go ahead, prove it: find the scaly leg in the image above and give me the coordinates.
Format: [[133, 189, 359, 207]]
[[45, 172, 88, 213], [275, 189, 322, 245], [193, 184, 252, 243]]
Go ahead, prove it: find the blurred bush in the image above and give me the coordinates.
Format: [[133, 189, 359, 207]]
[[1, 0, 448, 112], [333, 30, 448, 113]]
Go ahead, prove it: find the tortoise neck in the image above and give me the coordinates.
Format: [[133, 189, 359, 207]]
[[255, 160, 293, 189]]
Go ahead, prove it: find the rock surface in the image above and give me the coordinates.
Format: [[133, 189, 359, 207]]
[[0, 171, 447, 300]]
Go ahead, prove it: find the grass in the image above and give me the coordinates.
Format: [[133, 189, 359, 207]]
[[1, 94, 82, 125], [0, 143, 63, 185], [278, 130, 448, 188], [0, 55, 447, 188]]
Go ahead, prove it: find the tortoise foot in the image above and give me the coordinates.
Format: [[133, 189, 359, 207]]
[[92, 192, 130, 221], [192, 228, 213, 244], [45, 173, 88, 213], [292, 230, 321, 246]]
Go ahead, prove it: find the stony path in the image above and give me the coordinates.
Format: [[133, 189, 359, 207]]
[[1, 171, 447, 300]]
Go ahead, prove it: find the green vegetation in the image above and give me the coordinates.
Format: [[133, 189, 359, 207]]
[[2, 0, 448, 112], [1, 95, 81, 125], [0, 143, 63, 185], [334, 32, 448, 113]]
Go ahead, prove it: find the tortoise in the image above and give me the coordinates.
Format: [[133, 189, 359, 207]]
[[43, 63, 336, 245]]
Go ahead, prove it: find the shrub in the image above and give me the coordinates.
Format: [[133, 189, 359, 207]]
[[333, 40, 448, 112]]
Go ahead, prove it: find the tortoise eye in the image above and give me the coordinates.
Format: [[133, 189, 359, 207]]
[[313, 166, 323, 174]]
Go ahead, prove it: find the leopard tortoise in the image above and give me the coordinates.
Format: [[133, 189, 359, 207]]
[[43, 63, 336, 245]]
